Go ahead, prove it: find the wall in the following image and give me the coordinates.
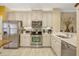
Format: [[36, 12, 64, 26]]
[[0, 6, 7, 21], [76, 5, 79, 56], [0, 6, 7, 40]]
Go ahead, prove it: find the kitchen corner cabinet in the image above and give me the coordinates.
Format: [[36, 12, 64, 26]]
[[42, 33, 51, 47], [51, 36, 61, 56], [20, 33, 31, 47]]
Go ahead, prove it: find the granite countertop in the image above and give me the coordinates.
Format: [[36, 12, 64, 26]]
[[0, 39, 12, 48], [52, 32, 77, 47]]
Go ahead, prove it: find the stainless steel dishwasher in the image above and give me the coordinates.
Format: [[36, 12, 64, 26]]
[[61, 40, 76, 56]]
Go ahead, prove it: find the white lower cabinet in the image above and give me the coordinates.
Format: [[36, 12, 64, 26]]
[[51, 36, 61, 56], [20, 33, 31, 47], [42, 33, 51, 47]]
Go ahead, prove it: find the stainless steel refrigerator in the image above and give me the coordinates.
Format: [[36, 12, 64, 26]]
[[3, 20, 22, 49]]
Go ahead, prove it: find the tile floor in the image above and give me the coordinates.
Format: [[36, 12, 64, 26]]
[[0, 48, 55, 56]]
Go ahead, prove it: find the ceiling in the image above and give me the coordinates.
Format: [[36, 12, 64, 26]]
[[0, 3, 76, 11]]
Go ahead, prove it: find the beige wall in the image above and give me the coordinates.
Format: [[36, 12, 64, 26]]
[[76, 6, 79, 56]]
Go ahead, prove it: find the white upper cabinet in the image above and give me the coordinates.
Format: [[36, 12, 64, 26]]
[[42, 12, 47, 27], [15, 12, 25, 21], [7, 12, 15, 20], [31, 10, 42, 21], [15, 12, 31, 27], [7, 11, 31, 27], [42, 11, 52, 28], [22, 12, 31, 27], [7, 11, 53, 27]]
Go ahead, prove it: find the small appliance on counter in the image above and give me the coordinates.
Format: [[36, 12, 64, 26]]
[[42, 27, 53, 34], [23, 27, 32, 33]]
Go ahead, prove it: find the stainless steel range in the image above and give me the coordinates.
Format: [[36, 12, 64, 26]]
[[31, 21, 42, 47]]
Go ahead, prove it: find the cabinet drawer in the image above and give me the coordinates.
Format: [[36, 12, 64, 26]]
[[20, 35, 31, 46], [51, 36, 61, 56]]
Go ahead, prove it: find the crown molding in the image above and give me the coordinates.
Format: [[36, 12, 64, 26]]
[[62, 10, 76, 12]]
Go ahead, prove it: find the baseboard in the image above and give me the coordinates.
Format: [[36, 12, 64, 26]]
[[20, 46, 31, 48], [3, 46, 51, 49], [20, 46, 51, 48], [3, 47, 19, 49]]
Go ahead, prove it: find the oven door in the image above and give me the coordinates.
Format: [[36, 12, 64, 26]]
[[31, 35, 42, 47]]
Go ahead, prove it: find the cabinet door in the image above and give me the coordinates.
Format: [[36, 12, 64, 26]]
[[15, 12, 23, 21], [23, 12, 31, 27], [31, 10, 42, 21], [20, 34, 31, 47], [42, 12, 47, 27], [7, 12, 15, 20], [52, 36, 61, 56], [42, 34, 50, 47], [42, 11, 52, 27], [61, 40, 76, 56], [51, 36, 55, 48], [54, 39, 61, 56]]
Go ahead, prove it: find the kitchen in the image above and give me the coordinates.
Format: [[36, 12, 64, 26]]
[[0, 3, 79, 56]]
